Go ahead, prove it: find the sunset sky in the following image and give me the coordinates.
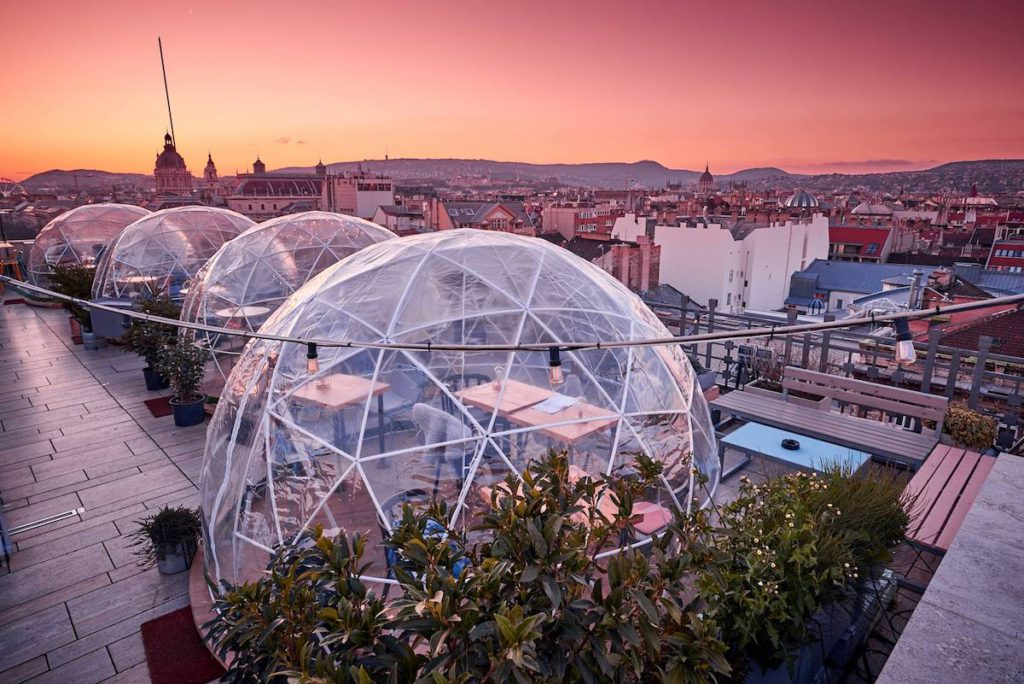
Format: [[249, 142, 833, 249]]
[[2, 0, 1023, 180]]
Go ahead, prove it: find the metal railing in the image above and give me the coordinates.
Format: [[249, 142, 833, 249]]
[[646, 296, 1023, 451]]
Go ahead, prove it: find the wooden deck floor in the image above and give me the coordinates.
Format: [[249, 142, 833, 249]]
[[0, 301, 764, 683], [1, 303, 206, 684]]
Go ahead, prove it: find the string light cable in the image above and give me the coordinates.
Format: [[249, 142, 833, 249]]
[[4, 274, 1024, 354]]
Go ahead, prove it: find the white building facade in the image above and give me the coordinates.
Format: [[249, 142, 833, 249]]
[[616, 213, 829, 311], [321, 171, 395, 220]]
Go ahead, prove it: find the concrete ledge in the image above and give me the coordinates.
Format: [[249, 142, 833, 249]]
[[879, 455, 1024, 683]]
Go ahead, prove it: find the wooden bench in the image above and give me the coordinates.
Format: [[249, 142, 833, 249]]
[[712, 366, 949, 468], [904, 444, 996, 553]]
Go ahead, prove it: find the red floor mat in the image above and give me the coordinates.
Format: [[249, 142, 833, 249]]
[[141, 606, 225, 684], [144, 396, 173, 418]]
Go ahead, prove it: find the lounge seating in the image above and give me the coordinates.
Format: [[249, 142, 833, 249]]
[[712, 366, 948, 468]]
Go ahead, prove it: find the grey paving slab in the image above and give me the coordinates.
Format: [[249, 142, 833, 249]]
[[46, 594, 190, 668], [107, 632, 147, 672], [0, 656, 49, 684], [104, 662, 151, 684], [0, 573, 111, 629], [3, 491, 81, 528], [77, 465, 189, 510], [0, 543, 113, 611], [68, 566, 190, 637], [9, 522, 121, 571], [23, 646, 116, 684], [0, 604, 76, 672]]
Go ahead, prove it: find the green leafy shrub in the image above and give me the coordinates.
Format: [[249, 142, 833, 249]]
[[205, 533, 420, 683], [47, 263, 95, 330], [121, 297, 181, 368], [155, 332, 208, 402], [204, 454, 912, 682], [206, 452, 731, 683], [943, 403, 997, 450], [386, 454, 730, 683], [702, 472, 855, 675]]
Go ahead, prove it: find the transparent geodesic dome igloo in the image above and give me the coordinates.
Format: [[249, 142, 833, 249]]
[[201, 229, 720, 586], [91, 206, 254, 301], [27, 204, 150, 287], [181, 212, 396, 395]]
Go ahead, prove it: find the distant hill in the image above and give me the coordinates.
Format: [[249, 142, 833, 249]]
[[275, 158, 798, 188], [20, 169, 152, 193], [792, 159, 1024, 195], [19, 159, 1024, 195]]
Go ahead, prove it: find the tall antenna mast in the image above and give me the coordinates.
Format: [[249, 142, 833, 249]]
[[158, 37, 176, 147]]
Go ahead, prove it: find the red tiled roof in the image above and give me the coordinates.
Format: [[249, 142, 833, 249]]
[[938, 307, 1024, 357], [829, 226, 892, 256]]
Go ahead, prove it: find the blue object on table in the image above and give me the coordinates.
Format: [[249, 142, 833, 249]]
[[719, 422, 872, 478]]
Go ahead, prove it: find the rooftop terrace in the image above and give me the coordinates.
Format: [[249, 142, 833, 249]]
[[2, 297, 1023, 683], [1, 303, 204, 683]]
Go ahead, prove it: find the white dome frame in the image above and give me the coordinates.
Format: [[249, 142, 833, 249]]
[[92, 206, 253, 301], [27, 204, 150, 286], [180, 211, 396, 393], [201, 229, 720, 586]]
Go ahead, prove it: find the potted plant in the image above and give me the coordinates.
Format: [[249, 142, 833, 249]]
[[156, 332, 209, 427], [128, 505, 202, 574], [47, 264, 97, 348], [121, 297, 181, 390], [942, 403, 997, 450]]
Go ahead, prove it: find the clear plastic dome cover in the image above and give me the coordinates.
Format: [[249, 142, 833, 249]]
[[201, 229, 720, 586], [92, 206, 254, 301], [181, 211, 396, 394], [27, 204, 151, 286]]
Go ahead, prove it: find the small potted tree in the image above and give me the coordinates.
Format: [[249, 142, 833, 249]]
[[121, 297, 181, 390], [129, 505, 202, 574], [156, 332, 209, 427], [47, 264, 97, 348]]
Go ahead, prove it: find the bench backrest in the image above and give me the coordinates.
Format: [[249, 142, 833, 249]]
[[782, 366, 948, 437]]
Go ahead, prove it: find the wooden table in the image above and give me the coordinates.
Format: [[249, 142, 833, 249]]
[[456, 378, 617, 446], [291, 374, 392, 456], [213, 304, 272, 319]]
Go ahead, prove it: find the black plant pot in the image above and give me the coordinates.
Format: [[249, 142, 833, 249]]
[[170, 397, 206, 427], [142, 366, 170, 391]]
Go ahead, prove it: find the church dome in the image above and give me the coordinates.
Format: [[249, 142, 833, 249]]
[[785, 189, 819, 208], [155, 134, 187, 170], [851, 201, 892, 216]]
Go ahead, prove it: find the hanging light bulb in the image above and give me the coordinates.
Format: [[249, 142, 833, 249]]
[[894, 318, 917, 365], [306, 342, 320, 375], [548, 347, 565, 385]]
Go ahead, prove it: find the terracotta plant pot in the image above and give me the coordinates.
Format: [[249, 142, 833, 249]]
[[68, 316, 83, 345]]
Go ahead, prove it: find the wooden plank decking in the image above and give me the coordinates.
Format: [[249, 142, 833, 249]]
[[0, 303, 207, 683]]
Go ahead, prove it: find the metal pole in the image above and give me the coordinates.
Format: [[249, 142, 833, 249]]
[[968, 336, 993, 409], [158, 37, 176, 147], [819, 314, 835, 373], [920, 327, 941, 393]]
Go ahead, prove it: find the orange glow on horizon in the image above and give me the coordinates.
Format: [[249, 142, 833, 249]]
[[2, 0, 1023, 181]]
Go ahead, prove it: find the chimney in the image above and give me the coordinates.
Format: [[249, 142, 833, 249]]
[[907, 269, 924, 310]]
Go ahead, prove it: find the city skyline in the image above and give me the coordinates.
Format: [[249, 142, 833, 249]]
[[3, 0, 1024, 180]]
